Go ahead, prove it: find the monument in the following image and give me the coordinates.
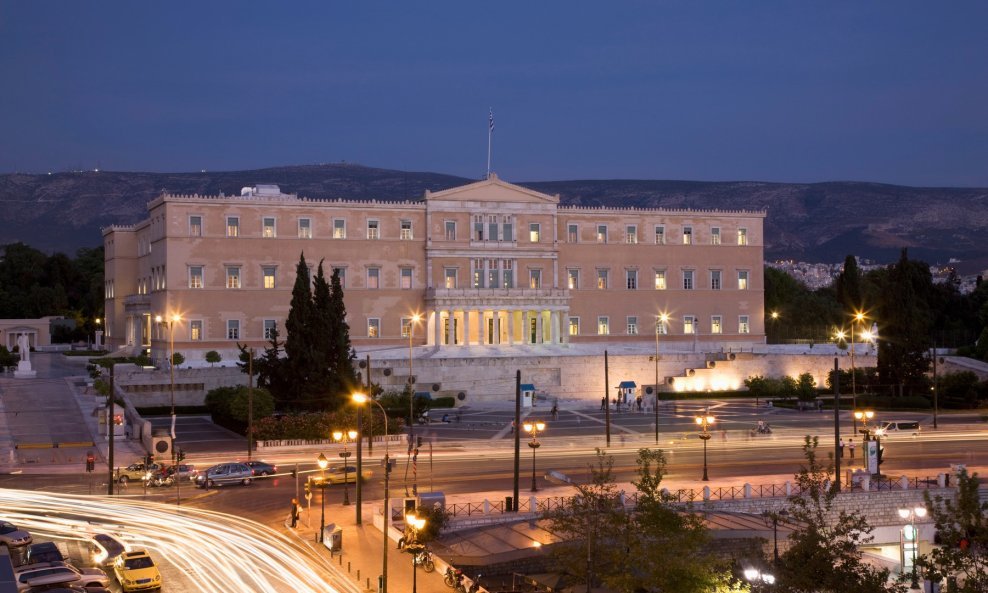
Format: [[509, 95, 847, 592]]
[[13, 333, 37, 378]]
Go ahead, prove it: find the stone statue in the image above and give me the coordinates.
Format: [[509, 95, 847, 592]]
[[17, 333, 30, 362]]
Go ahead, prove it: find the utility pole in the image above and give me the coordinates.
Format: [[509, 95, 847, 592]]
[[366, 355, 373, 456], [932, 345, 939, 429], [833, 357, 841, 491], [247, 348, 254, 460], [512, 370, 521, 512], [107, 363, 115, 496], [604, 350, 611, 447], [355, 356, 366, 525]]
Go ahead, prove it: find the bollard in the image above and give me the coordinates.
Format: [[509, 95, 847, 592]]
[[860, 474, 870, 491], [785, 481, 792, 496], [348, 561, 351, 572], [483, 499, 490, 514], [937, 473, 946, 488], [899, 475, 909, 489], [702, 486, 711, 501], [743, 483, 752, 498]]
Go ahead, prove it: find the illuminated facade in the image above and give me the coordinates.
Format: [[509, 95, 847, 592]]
[[102, 175, 766, 364]]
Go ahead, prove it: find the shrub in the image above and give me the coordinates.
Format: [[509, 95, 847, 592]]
[[171, 352, 185, 367], [205, 351, 222, 366]]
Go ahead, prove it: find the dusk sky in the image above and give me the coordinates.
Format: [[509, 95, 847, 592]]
[[2, 2, 987, 186]]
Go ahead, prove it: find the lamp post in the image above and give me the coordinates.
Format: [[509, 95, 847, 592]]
[[407, 312, 422, 440], [93, 317, 101, 350], [316, 452, 328, 543], [743, 569, 776, 590], [763, 509, 789, 564], [850, 312, 866, 433], [333, 429, 358, 505], [405, 512, 426, 593], [523, 420, 546, 492], [898, 506, 927, 589], [853, 409, 874, 436], [353, 393, 390, 593], [154, 313, 181, 443], [654, 313, 669, 445], [695, 412, 715, 481]]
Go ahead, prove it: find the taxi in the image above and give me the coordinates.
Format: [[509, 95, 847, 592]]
[[113, 549, 162, 591]]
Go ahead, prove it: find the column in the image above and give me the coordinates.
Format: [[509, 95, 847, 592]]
[[493, 311, 501, 345], [536, 311, 544, 344], [434, 311, 442, 347], [456, 310, 465, 346], [476, 309, 484, 345], [507, 310, 515, 345], [550, 310, 560, 344]]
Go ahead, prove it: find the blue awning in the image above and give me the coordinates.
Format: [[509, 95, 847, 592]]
[[617, 381, 637, 389], [414, 391, 432, 400], [520, 384, 536, 391]]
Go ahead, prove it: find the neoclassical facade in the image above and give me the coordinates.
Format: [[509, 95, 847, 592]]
[[102, 175, 766, 363]]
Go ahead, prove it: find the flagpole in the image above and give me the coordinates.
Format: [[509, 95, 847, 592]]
[[487, 108, 493, 179]]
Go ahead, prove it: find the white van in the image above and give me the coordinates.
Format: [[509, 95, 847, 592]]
[[874, 420, 921, 436]]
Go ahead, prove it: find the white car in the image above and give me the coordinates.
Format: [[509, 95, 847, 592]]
[[13, 561, 110, 592], [0, 520, 32, 548]]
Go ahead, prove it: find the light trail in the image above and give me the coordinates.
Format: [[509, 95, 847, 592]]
[[0, 488, 352, 593]]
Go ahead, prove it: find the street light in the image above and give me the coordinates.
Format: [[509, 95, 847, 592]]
[[316, 452, 328, 543], [93, 317, 101, 350], [523, 420, 546, 492], [353, 393, 390, 593], [155, 314, 182, 444], [763, 509, 789, 564], [654, 312, 669, 445], [694, 412, 715, 481], [405, 512, 427, 593], [853, 409, 875, 436], [898, 506, 927, 589], [407, 313, 422, 442], [332, 429, 358, 505], [743, 569, 775, 589], [850, 312, 866, 433]]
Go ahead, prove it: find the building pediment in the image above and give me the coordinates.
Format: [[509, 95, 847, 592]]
[[425, 174, 559, 206]]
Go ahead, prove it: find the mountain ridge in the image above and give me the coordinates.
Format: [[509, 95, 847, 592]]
[[2, 163, 986, 272]]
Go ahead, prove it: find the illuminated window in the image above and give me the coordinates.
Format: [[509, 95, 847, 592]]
[[367, 220, 380, 240], [368, 318, 380, 338], [262, 217, 276, 238], [333, 219, 346, 239], [529, 269, 542, 289], [400, 220, 413, 240], [596, 225, 608, 243], [711, 227, 721, 245], [401, 317, 413, 338], [226, 217, 239, 237], [567, 269, 579, 290], [189, 266, 203, 289], [226, 266, 241, 289], [597, 317, 610, 335], [529, 223, 541, 243], [444, 268, 457, 289], [684, 316, 695, 335], [738, 228, 748, 246], [597, 269, 608, 289], [682, 226, 692, 245], [569, 317, 580, 336], [190, 320, 203, 341], [333, 267, 346, 288], [263, 266, 276, 289], [738, 270, 749, 290], [189, 216, 202, 237], [298, 218, 311, 239], [626, 225, 637, 244], [654, 225, 665, 244], [711, 316, 722, 334], [739, 315, 750, 334], [654, 270, 667, 290]]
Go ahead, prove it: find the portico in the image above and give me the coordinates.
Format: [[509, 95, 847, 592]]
[[425, 288, 570, 347]]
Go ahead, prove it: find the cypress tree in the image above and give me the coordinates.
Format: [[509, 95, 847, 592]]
[[328, 267, 357, 398], [284, 253, 316, 408], [834, 254, 863, 313]]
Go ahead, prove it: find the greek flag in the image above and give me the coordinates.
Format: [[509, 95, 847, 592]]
[[489, 109, 494, 132]]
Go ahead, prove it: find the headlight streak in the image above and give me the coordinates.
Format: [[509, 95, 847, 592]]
[[0, 489, 346, 593]]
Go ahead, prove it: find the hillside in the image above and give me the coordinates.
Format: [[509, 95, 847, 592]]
[[2, 164, 987, 269]]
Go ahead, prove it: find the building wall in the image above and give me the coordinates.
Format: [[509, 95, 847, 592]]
[[102, 176, 766, 367]]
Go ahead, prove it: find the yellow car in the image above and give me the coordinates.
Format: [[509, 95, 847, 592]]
[[325, 464, 373, 484], [113, 549, 162, 591]]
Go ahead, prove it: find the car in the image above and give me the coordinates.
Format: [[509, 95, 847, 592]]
[[162, 463, 198, 480], [25, 585, 110, 593], [0, 520, 32, 548], [114, 463, 161, 484], [324, 464, 373, 484], [874, 420, 921, 437], [112, 550, 162, 592], [25, 542, 64, 565], [193, 462, 253, 488], [243, 460, 277, 476], [14, 562, 110, 592], [88, 534, 126, 569]]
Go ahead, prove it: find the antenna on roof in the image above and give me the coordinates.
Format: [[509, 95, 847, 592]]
[[486, 108, 494, 179]]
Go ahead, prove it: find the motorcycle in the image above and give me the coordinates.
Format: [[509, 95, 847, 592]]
[[467, 573, 483, 593], [444, 567, 464, 589], [143, 470, 174, 488], [412, 549, 435, 573]]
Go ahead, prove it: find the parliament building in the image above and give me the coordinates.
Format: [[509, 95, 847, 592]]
[[102, 175, 766, 367]]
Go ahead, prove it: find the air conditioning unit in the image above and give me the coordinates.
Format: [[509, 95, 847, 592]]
[[706, 360, 716, 369]]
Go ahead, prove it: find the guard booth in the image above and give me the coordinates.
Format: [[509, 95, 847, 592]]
[[520, 384, 536, 408], [616, 381, 637, 406]]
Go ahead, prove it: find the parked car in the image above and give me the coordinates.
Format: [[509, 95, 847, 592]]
[[25, 585, 110, 593], [243, 460, 277, 476], [874, 420, 921, 437], [13, 562, 110, 592], [162, 463, 198, 481], [112, 550, 162, 592], [114, 463, 160, 484], [25, 542, 64, 565], [193, 462, 253, 488], [0, 520, 32, 548], [88, 534, 126, 569], [324, 464, 373, 484]]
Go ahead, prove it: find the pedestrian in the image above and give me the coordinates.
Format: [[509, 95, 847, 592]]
[[290, 498, 300, 528], [510, 420, 515, 433], [839, 438, 845, 458], [550, 403, 558, 420], [849, 438, 855, 460], [600, 396, 606, 411], [636, 396, 643, 413]]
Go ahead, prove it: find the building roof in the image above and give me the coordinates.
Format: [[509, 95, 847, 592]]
[[617, 381, 637, 388]]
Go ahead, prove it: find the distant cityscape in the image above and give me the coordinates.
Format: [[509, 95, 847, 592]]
[[768, 257, 985, 293]]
